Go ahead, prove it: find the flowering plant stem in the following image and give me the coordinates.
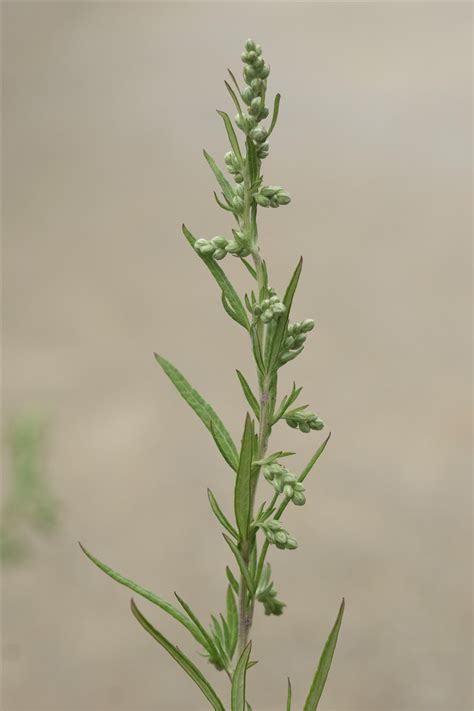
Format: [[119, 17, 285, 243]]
[[81, 39, 345, 710]]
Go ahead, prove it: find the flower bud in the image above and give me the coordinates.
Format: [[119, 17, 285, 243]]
[[257, 142, 269, 159], [225, 241, 240, 254], [286, 537, 298, 550], [246, 51, 257, 64], [275, 531, 287, 547], [213, 249, 226, 260], [249, 97, 263, 115], [254, 57, 264, 72], [293, 333, 306, 348], [261, 185, 280, 197], [250, 78, 263, 93], [260, 63, 270, 79], [255, 193, 270, 207], [244, 65, 257, 82], [292, 491, 306, 506], [277, 191, 291, 205], [241, 51, 250, 63], [250, 127, 268, 144], [212, 236, 228, 248], [299, 421, 310, 433], [234, 173, 244, 183], [270, 197, 280, 208], [245, 38, 256, 52], [232, 196, 244, 212], [241, 86, 254, 105], [260, 107, 269, 119], [301, 319, 315, 332], [255, 44, 262, 56]]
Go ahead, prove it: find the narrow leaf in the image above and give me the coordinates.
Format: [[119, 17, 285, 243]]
[[214, 191, 235, 212], [234, 415, 254, 541], [303, 598, 345, 711], [221, 293, 244, 330], [231, 641, 252, 711], [217, 110, 243, 162], [299, 433, 331, 483], [79, 543, 207, 648], [267, 257, 303, 371], [246, 136, 259, 186], [208, 489, 238, 539], [223, 535, 255, 595], [225, 80, 243, 115], [240, 258, 257, 279], [226, 585, 238, 658], [155, 353, 239, 471], [183, 224, 249, 331], [203, 150, 234, 204], [236, 371, 260, 420], [227, 68, 243, 99], [130, 600, 226, 711], [226, 566, 240, 594], [286, 678, 292, 711], [250, 325, 265, 374], [267, 93, 281, 137], [174, 593, 220, 659]]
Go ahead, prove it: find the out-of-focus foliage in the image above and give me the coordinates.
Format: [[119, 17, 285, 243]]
[[1, 411, 59, 563]]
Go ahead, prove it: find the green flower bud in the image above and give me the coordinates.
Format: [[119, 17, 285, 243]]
[[293, 333, 306, 348], [299, 421, 311, 433], [241, 86, 254, 105], [251, 78, 263, 93], [232, 196, 244, 212], [245, 38, 256, 52], [244, 65, 257, 82], [249, 97, 263, 116], [235, 113, 248, 131], [260, 63, 270, 79], [286, 537, 298, 550], [250, 126, 268, 144], [301, 319, 315, 332], [277, 191, 291, 205], [234, 173, 244, 183], [246, 51, 257, 64], [235, 184, 245, 198], [257, 142, 270, 159], [292, 491, 306, 506], [255, 44, 262, 56], [211, 236, 228, 248], [254, 57, 264, 72], [261, 185, 280, 197], [241, 51, 250, 63], [275, 531, 287, 547], [260, 107, 269, 120], [225, 241, 240, 254], [270, 197, 280, 208], [213, 249, 226, 260], [255, 193, 270, 207], [200, 243, 215, 255]]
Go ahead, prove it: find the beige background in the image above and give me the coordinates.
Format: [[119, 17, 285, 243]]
[[2, 2, 472, 710]]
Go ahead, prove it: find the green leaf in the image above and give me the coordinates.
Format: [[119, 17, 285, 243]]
[[266, 257, 303, 372], [217, 110, 243, 162], [299, 433, 331, 483], [214, 191, 235, 212], [203, 150, 234, 205], [223, 534, 255, 595], [221, 292, 244, 329], [174, 593, 220, 660], [303, 598, 345, 711], [286, 678, 292, 711], [246, 136, 259, 186], [231, 641, 252, 711], [267, 93, 281, 137], [240, 258, 257, 279], [183, 224, 250, 331], [226, 585, 238, 658], [79, 543, 207, 648], [250, 325, 265, 374], [226, 566, 240, 594], [234, 415, 254, 541], [155, 352, 239, 471], [227, 68, 244, 100], [225, 80, 243, 116], [130, 599, 226, 711], [236, 371, 260, 420], [207, 489, 238, 539]]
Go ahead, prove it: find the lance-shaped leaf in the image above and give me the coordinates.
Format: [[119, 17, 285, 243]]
[[183, 224, 249, 330], [303, 598, 345, 711], [225, 80, 243, 116], [246, 136, 259, 186], [266, 257, 303, 372], [267, 93, 281, 137], [234, 415, 254, 541], [286, 678, 292, 711], [226, 565, 240, 594], [299, 433, 331, 483], [226, 585, 238, 658], [223, 534, 255, 595], [174, 593, 222, 663], [236, 370, 260, 420], [79, 543, 207, 648], [217, 110, 243, 162], [203, 150, 235, 205], [231, 641, 253, 711], [130, 599, 226, 711], [207, 488, 238, 539], [155, 353, 239, 471]]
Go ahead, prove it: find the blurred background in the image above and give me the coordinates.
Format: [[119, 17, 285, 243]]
[[2, 2, 472, 710]]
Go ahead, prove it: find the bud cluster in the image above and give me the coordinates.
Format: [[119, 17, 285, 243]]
[[224, 151, 243, 184], [255, 185, 291, 208], [260, 519, 297, 550], [279, 319, 315, 365], [285, 409, 324, 433], [194, 235, 250, 260], [237, 39, 271, 160], [263, 463, 306, 506], [253, 293, 286, 323]]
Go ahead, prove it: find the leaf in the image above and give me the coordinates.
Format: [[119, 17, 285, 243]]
[[217, 110, 243, 162], [79, 543, 207, 648], [266, 257, 303, 372], [302, 598, 345, 711], [225, 80, 243, 116], [250, 325, 265, 374], [207, 489, 238, 539], [236, 371, 260, 420], [183, 224, 250, 331], [214, 191, 235, 212], [130, 599, 226, 711], [231, 641, 252, 711], [203, 150, 234, 204], [174, 593, 220, 660], [267, 93, 281, 137], [155, 353, 239, 471], [246, 136, 259, 186], [286, 678, 292, 711], [240, 258, 257, 279], [221, 292, 244, 329], [299, 433, 331, 483], [227, 68, 243, 99], [226, 585, 238, 658], [234, 415, 254, 541], [223, 535, 255, 595], [226, 566, 240, 594]]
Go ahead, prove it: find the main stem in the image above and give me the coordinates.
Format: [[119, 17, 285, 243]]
[[236, 151, 274, 657]]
